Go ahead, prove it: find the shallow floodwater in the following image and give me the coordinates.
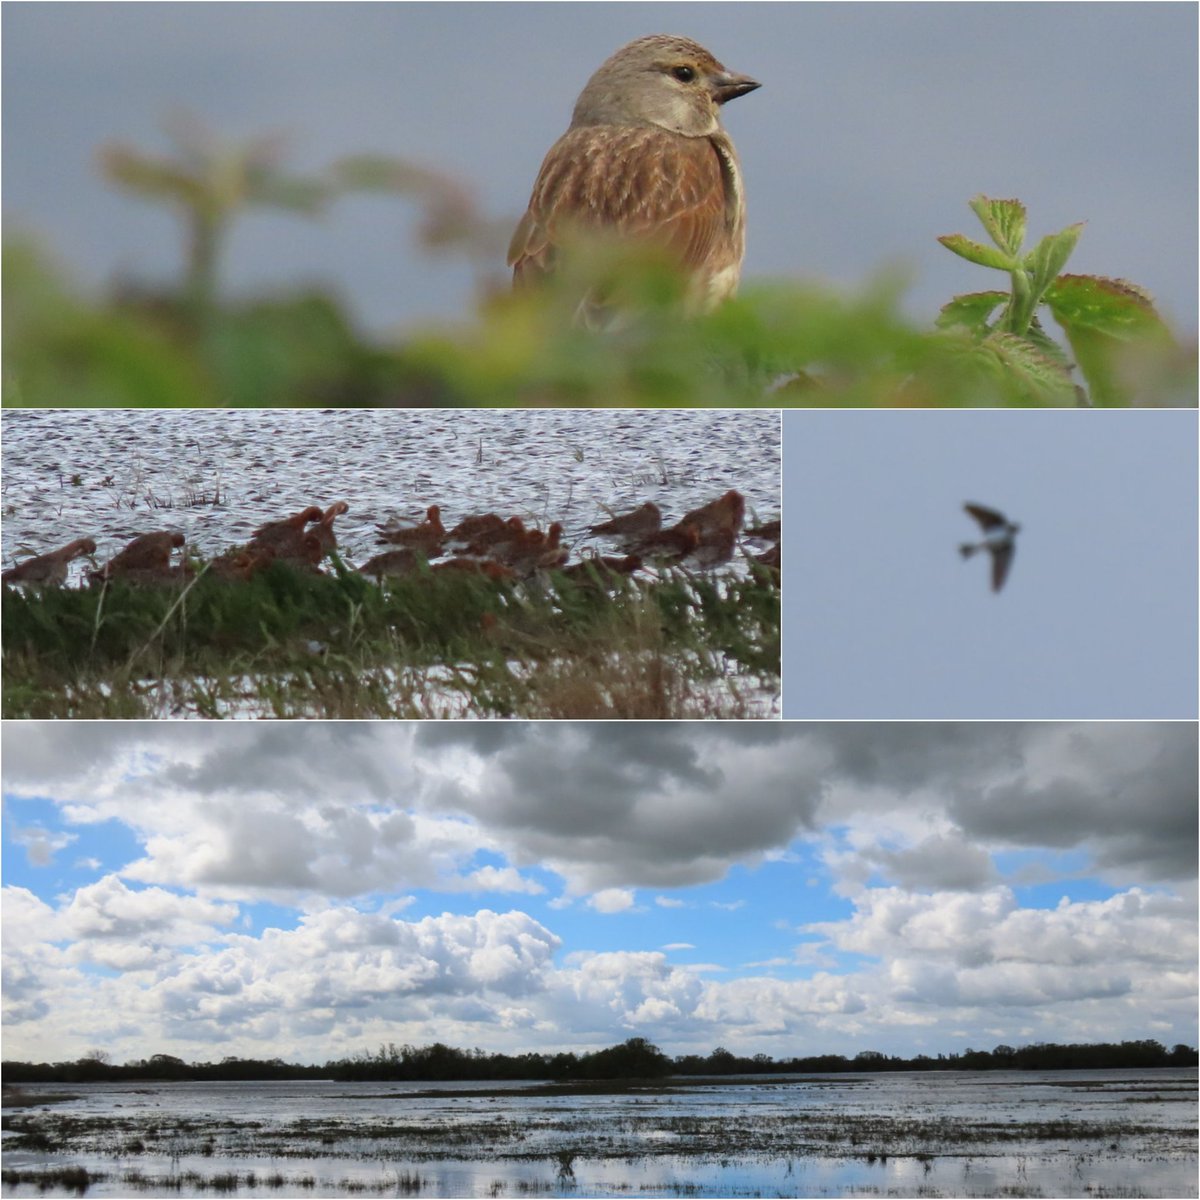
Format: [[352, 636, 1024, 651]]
[[3, 1069, 1195, 1198], [0, 409, 780, 581]]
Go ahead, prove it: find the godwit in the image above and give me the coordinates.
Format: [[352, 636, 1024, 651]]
[[358, 548, 424, 580], [631, 523, 701, 564], [2, 538, 97, 587], [91, 531, 185, 581], [743, 518, 780, 540], [588, 501, 662, 547], [375, 505, 446, 556], [678, 489, 745, 539], [311, 501, 350, 558], [251, 506, 323, 546]]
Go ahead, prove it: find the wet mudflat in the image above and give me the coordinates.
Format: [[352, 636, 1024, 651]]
[[3, 1070, 1195, 1198]]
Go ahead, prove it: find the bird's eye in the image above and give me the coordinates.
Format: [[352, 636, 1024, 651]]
[[671, 66, 696, 83]]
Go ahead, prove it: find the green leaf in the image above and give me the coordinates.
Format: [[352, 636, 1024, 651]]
[[98, 144, 208, 208], [1044, 275, 1175, 406], [980, 330, 1078, 403], [935, 291, 1008, 334], [244, 169, 331, 215], [937, 234, 1016, 272], [1023, 223, 1085, 298], [1043, 274, 1170, 340], [1023, 317, 1076, 374], [969, 195, 1027, 257]]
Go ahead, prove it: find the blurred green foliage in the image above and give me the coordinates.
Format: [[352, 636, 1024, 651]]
[[3, 122, 1193, 408]]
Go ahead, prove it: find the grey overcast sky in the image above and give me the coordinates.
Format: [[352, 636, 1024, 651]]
[[781, 410, 1198, 719], [3, 3, 1196, 334]]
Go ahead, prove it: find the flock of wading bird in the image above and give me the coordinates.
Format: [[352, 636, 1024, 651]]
[[1, 489, 781, 591]]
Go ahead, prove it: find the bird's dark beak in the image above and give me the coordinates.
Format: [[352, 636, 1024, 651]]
[[710, 71, 761, 105]]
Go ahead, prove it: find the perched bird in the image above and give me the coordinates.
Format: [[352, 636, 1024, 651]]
[[90, 531, 185, 582], [960, 503, 1020, 592], [2, 538, 97, 587], [509, 34, 760, 323]]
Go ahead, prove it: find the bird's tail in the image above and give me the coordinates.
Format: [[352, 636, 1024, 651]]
[[959, 543, 977, 559]]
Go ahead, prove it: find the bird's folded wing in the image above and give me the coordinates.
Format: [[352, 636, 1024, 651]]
[[509, 126, 729, 282]]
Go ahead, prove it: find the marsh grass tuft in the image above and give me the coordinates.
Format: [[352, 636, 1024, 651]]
[[3, 562, 779, 718]]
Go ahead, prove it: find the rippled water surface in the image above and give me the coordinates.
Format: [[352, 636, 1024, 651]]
[[1, 409, 780, 579], [3, 1070, 1195, 1198]]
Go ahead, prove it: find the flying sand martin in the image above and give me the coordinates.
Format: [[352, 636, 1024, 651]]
[[960, 503, 1019, 592]]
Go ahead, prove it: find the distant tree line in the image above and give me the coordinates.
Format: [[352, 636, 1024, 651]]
[[3, 1037, 1195, 1085]]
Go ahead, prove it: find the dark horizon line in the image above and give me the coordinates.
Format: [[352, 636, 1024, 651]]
[[4, 1036, 1196, 1086]]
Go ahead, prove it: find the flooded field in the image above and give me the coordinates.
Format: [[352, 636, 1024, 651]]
[[3, 1070, 1195, 1198], [0, 408, 780, 580]]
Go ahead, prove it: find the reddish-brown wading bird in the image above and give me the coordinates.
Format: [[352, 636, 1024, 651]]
[[464, 516, 527, 557], [311, 501, 350, 558], [688, 523, 738, 568], [357, 548, 425, 580], [91, 531, 185, 581], [744, 517, 781, 540], [751, 542, 781, 572], [432, 558, 517, 582], [98, 563, 195, 588], [446, 512, 506, 548], [588, 501, 662, 548], [560, 553, 644, 587], [2, 538, 97, 587], [509, 35, 760, 325], [501, 523, 568, 577], [250, 507, 327, 564], [209, 546, 277, 583], [678, 489, 746, 539], [251, 505, 323, 545], [375, 505, 446, 556], [631, 522, 702, 563]]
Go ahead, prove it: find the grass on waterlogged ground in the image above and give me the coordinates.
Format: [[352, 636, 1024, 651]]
[[1, 559, 780, 719]]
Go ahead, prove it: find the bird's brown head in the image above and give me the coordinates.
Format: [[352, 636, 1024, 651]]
[[572, 35, 760, 137]]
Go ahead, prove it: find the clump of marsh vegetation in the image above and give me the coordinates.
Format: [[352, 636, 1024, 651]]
[[1, 558, 779, 719]]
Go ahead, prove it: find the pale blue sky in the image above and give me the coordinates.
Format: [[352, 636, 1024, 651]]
[[782, 410, 1198, 718], [3, 3, 1195, 334], [3, 723, 1195, 1064]]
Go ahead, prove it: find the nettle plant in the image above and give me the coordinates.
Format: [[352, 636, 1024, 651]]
[[936, 195, 1174, 405]]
